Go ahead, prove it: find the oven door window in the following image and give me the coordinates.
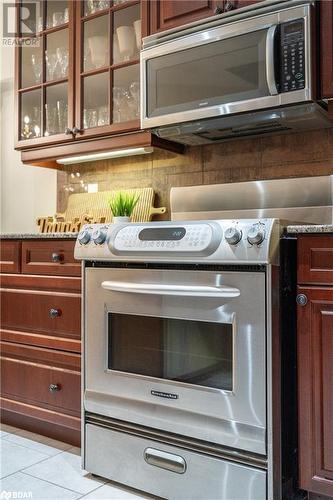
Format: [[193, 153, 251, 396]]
[[107, 313, 233, 391], [146, 29, 268, 118]]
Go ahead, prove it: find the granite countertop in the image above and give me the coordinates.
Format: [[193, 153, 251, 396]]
[[287, 225, 333, 234], [0, 232, 78, 239]]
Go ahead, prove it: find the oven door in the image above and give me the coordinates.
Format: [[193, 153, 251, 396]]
[[84, 267, 267, 455], [141, 4, 311, 130]]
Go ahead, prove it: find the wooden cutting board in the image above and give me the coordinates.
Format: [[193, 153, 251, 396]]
[[37, 188, 166, 233]]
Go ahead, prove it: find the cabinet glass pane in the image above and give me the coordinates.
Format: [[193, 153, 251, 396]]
[[21, 41, 42, 88], [21, 89, 42, 140], [45, 29, 69, 81], [20, 1, 43, 34], [84, 0, 110, 16], [83, 15, 109, 71], [83, 72, 109, 128], [46, 0, 69, 28], [113, 4, 140, 63], [45, 83, 68, 136], [113, 64, 139, 122]]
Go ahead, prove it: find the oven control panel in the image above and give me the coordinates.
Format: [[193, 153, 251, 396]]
[[74, 219, 280, 264], [111, 222, 222, 255]]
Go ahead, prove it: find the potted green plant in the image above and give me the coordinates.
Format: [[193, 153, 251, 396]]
[[108, 191, 140, 224]]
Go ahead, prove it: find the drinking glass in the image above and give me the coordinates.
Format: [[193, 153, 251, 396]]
[[133, 19, 141, 53], [98, 106, 109, 126], [45, 50, 57, 80], [56, 47, 69, 77], [56, 100, 68, 133], [45, 104, 58, 135], [113, 87, 130, 122], [129, 81, 140, 118], [31, 54, 42, 83], [83, 109, 98, 128], [116, 26, 135, 62], [53, 12, 64, 27]]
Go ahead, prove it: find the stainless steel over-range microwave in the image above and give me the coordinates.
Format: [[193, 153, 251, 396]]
[[140, 0, 330, 144]]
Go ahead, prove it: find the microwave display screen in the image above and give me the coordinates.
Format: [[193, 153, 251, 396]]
[[284, 21, 303, 34], [147, 29, 268, 117], [139, 227, 186, 241]]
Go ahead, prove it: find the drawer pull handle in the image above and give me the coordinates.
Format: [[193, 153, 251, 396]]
[[52, 253, 63, 263], [49, 308, 61, 319], [296, 294, 308, 306], [49, 384, 60, 393], [144, 448, 186, 474]]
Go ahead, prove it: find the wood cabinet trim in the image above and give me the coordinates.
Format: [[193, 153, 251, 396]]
[[0, 273, 81, 293], [320, 0, 333, 98], [298, 285, 333, 496], [0, 241, 21, 274], [21, 240, 81, 277], [298, 235, 333, 285], [0, 328, 81, 353]]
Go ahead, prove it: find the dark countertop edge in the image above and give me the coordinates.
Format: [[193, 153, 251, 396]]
[[0, 233, 78, 239], [287, 225, 333, 234]]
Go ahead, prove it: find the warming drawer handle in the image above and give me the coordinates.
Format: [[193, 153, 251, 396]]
[[266, 25, 278, 96], [101, 281, 240, 298], [144, 447, 186, 474]]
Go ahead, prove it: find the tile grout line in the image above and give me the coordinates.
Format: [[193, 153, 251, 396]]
[[21, 469, 107, 497], [2, 434, 71, 456], [20, 470, 88, 497]]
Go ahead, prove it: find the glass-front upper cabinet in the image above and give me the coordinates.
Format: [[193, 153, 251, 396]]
[[17, 1, 74, 145], [76, 0, 141, 137]]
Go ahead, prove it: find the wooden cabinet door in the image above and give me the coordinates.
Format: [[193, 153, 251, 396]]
[[320, 0, 333, 98], [0, 241, 21, 274], [150, 0, 217, 33], [15, 0, 76, 150], [297, 286, 333, 497]]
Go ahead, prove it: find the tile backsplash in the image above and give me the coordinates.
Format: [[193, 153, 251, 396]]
[[57, 128, 333, 219]]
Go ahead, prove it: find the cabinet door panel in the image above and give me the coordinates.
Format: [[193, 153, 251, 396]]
[[0, 289, 81, 339], [150, 0, 216, 33], [298, 236, 333, 285], [21, 240, 80, 276], [298, 286, 333, 496], [0, 241, 21, 274]]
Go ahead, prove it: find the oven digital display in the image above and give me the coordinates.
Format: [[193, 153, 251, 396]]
[[138, 227, 186, 241]]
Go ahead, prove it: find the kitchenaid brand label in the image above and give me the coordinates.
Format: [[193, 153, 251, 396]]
[[151, 390, 179, 400]]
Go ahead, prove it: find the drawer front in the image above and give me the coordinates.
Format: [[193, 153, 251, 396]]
[[298, 236, 333, 285], [85, 424, 266, 500], [0, 241, 21, 273], [22, 240, 80, 276], [0, 289, 81, 339], [1, 352, 80, 415]]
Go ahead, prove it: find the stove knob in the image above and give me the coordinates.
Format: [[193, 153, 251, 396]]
[[247, 225, 265, 245], [78, 229, 91, 245], [92, 228, 107, 245], [225, 227, 242, 245]]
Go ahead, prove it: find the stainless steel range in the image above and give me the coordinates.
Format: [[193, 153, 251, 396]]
[[75, 176, 333, 500], [76, 216, 281, 500]]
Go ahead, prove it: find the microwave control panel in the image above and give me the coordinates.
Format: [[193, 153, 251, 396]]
[[280, 18, 305, 93]]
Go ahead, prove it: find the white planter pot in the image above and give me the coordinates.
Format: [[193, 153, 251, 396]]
[[113, 216, 131, 224]]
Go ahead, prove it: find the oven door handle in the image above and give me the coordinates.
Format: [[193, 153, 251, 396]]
[[101, 281, 240, 298], [266, 25, 278, 95]]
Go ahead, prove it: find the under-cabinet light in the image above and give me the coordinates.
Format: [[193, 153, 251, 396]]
[[56, 147, 154, 165]]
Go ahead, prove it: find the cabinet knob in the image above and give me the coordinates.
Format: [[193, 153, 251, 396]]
[[51, 252, 63, 263], [224, 0, 237, 11], [72, 126, 82, 136], [214, 4, 224, 14], [49, 308, 61, 319], [49, 383, 60, 393], [65, 127, 82, 137], [296, 294, 308, 306]]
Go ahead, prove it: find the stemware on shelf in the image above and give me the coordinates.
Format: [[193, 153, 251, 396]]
[[116, 26, 135, 62], [31, 54, 42, 83], [88, 36, 108, 68]]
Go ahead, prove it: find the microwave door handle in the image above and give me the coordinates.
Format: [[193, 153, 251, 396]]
[[101, 281, 240, 299], [266, 25, 278, 95]]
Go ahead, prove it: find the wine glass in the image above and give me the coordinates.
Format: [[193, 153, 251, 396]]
[[129, 81, 140, 118], [31, 54, 42, 83], [45, 50, 57, 80]]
